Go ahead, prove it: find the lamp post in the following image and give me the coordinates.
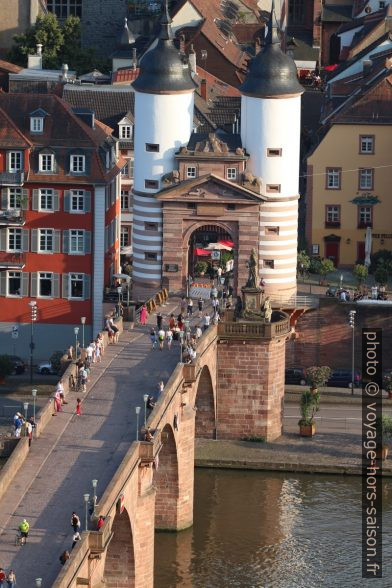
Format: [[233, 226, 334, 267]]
[[92, 479, 98, 515], [83, 493, 90, 531], [32, 389, 37, 435], [143, 394, 149, 429], [179, 330, 184, 362], [135, 406, 141, 440], [74, 327, 79, 360], [117, 286, 122, 318], [81, 317, 86, 349], [35, 579, 42, 588], [126, 276, 131, 308], [349, 310, 356, 395], [28, 301, 37, 385], [23, 401, 29, 421], [340, 273, 343, 289]]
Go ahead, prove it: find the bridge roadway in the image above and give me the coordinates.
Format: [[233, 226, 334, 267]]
[[0, 297, 193, 586]]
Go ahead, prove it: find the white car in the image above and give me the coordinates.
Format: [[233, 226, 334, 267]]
[[36, 361, 57, 375]]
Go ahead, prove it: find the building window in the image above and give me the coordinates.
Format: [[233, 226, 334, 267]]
[[186, 166, 197, 178], [359, 168, 374, 190], [358, 206, 372, 228], [264, 260, 274, 269], [8, 188, 22, 209], [187, 203, 196, 209], [121, 162, 130, 177], [226, 168, 237, 180], [128, 159, 134, 179], [144, 222, 158, 231], [39, 272, 53, 297], [30, 117, 43, 133], [145, 252, 157, 261], [380, 1, 386, 9], [39, 189, 54, 211], [8, 228, 22, 252], [70, 154, 85, 173], [267, 148, 282, 157], [70, 229, 85, 254], [8, 151, 22, 172], [266, 226, 279, 235], [325, 205, 340, 227], [360, 135, 374, 154], [120, 125, 132, 139], [312, 244, 319, 255], [70, 273, 84, 298], [121, 190, 130, 210], [39, 229, 54, 252], [7, 271, 21, 296], [71, 190, 84, 212], [46, 0, 82, 18], [227, 204, 236, 211], [121, 227, 130, 247], [145, 143, 159, 152], [326, 168, 341, 189], [39, 153, 54, 172], [145, 180, 158, 189], [266, 184, 281, 193]]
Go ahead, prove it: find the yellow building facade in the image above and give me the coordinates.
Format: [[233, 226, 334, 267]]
[[306, 122, 392, 267]]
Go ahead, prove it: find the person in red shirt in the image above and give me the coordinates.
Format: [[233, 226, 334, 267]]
[[0, 567, 6, 586], [96, 516, 104, 531]]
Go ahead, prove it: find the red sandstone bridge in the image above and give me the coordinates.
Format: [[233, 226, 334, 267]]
[[0, 296, 290, 587]]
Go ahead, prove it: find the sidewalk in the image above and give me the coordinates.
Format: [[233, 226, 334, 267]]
[[0, 298, 186, 587]]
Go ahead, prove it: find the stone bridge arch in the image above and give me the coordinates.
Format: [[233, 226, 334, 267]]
[[102, 507, 135, 587], [154, 423, 179, 530], [194, 364, 216, 438]]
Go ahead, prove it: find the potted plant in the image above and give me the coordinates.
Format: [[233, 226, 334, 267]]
[[298, 389, 320, 437], [195, 261, 208, 276], [0, 355, 14, 384], [383, 372, 392, 400], [304, 366, 332, 393], [376, 415, 392, 460]]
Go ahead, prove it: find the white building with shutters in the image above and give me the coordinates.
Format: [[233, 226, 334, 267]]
[[0, 93, 124, 359]]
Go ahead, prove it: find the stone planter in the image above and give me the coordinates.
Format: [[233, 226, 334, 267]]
[[299, 423, 315, 437]]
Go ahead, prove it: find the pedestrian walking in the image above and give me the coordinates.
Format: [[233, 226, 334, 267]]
[[156, 313, 163, 330], [187, 297, 193, 316], [76, 398, 82, 416], [56, 378, 67, 405], [195, 325, 202, 339], [6, 570, 15, 588], [157, 380, 164, 395], [166, 329, 173, 350], [79, 365, 88, 392], [211, 286, 218, 299], [72, 531, 81, 549], [95, 339, 101, 363], [53, 388, 62, 415], [180, 297, 187, 315], [203, 313, 211, 331], [150, 328, 157, 350], [169, 314, 176, 330], [97, 516, 105, 531], [26, 420, 33, 447], [0, 567, 6, 587], [197, 297, 204, 317], [158, 328, 165, 350], [71, 512, 81, 533], [140, 304, 148, 325], [13, 414, 23, 438]]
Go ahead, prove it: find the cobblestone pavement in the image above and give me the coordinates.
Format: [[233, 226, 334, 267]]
[[0, 298, 198, 587]]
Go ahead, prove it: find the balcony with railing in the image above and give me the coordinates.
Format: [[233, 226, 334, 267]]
[[0, 251, 26, 269], [218, 311, 290, 340], [0, 172, 24, 186], [0, 209, 25, 226]]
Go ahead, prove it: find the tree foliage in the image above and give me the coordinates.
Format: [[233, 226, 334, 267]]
[[8, 13, 110, 75], [353, 264, 368, 285], [319, 258, 335, 278]]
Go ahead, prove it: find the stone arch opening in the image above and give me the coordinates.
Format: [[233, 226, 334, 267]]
[[195, 364, 216, 439], [154, 423, 179, 530], [103, 507, 135, 587]]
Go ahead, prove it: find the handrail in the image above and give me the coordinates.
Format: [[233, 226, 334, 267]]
[[218, 317, 290, 339], [270, 295, 319, 308]]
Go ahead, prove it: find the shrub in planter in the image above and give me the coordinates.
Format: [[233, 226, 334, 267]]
[[194, 261, 208, 275], [298, 389, 320, 437], [305, 366, 332, 391], [0, 355, 14, 383]]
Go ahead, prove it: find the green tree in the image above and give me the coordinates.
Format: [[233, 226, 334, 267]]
[[297, 250, 311, 276], [353, 264, 368, 285], [375, 265, 389, 286], [319, 258, 335, 282]]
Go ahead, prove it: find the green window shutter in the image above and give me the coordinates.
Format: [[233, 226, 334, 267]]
[[53, 229, 61, 253], [0, 272, 6, 296], [21, 189, 29, 210], [62, 273, 69, 299], [0, 228, 7, 251], [84, 191, 91, 212], [32, 189, 39, 211], [63, 230, 69, 254], [64, 191, 70, 213], [84, 230, 91, 254], [1, 188, 8, 209], [52, 273, 60, 298], [83, 274, 91, 300], [22, 229, 29, 252], [53, 190, 60, 212], [21, 272, 29, 297], [31, 272, 38, 297], [31, 229, 38, 253]]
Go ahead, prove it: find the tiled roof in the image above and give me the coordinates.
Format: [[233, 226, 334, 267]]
[[112, 68, 140, 85], [0, 106, 31, 148], [334, 75, 392, 123], [0, 59, 22, 74], [231, 23, 265, 45], [195, 66, 241, 96]]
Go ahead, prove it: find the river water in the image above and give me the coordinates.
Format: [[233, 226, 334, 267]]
[[155, 469, 392, 588]]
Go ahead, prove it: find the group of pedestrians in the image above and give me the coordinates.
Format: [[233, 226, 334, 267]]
[[12, 412, 35, 446], [0, 567, 16, 587], [59, 511, 105, 566]]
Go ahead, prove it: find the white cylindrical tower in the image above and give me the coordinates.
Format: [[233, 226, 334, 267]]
[[132, 2, 196, 297], [240, 0, 303, 301]]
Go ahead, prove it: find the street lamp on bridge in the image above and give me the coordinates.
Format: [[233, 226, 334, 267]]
[[135, 406, 141, 440], [28, 300, 37, 384]]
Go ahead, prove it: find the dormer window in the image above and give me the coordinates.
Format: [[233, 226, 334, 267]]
[[70, 154, 85, 173], [120, 125, 132, 140], [31, 117, 44, 133]]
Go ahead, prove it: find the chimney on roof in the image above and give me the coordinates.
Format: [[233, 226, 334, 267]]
[[131, 48, 137, 70], [61, 63, 69, 82], [362, 59, 373, 76], [188, 44, 196, 75], [200, 78, 207, 101], [28, 44, 43, 70]]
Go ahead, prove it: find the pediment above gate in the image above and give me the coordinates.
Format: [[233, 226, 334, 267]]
[[156, 173, 265, 204]]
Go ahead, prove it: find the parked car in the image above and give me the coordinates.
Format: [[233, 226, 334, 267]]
[[285, 368, 307, 386], [327, 369, 361, 388], [36, 361, 57, 375], [8, 355, 26, 375]]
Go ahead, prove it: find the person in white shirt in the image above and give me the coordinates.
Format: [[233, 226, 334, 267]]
[[203, 313, 210, 331], [195, 326, 202, 339], [166, 329, 173, 350]]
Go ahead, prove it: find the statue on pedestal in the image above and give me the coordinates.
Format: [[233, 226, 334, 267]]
[[245, 248, 258, 289]]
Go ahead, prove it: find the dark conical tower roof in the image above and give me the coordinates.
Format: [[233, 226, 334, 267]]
[[132, 0, 196, 94], [120, 18, 135, 47], [240, 0, 303, 98]]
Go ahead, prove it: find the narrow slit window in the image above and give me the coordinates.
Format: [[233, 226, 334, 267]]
[[266, 184, 281, 193], [144, 180, 158, 189], [145, 143, 159, 152], [267, 148, 282, 157]]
